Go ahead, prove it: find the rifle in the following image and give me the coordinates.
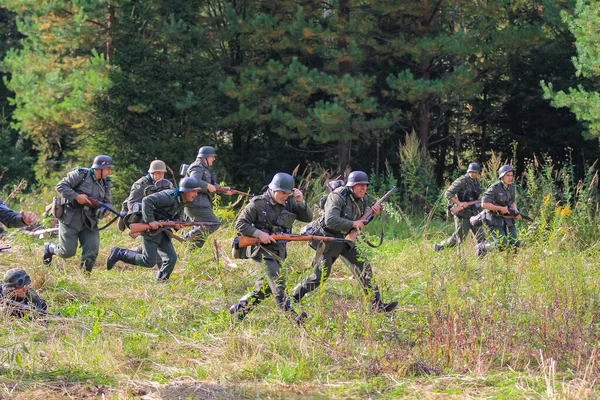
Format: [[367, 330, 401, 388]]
[[129, 221, 220, 234], [506, 207, 534, 222], [450, 199, 480, 215], [345, 186, 397, 242], [2, 299, 59, 318], [88, 197, 125, 218], [234, 233, 352, 249], [215, 185, 251, 197], [0, 245, 10, 252]]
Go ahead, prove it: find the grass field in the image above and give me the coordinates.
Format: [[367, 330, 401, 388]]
[[0, 204, 598, 399]]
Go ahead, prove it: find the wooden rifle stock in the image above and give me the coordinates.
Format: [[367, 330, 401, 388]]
[[507, 207, 534, 222], [236, 234, 349, 248], [129, 221, 219, 234], [215, 186, 251, 197], [345, 186, 397, 241], [450, 199, 480, 215]]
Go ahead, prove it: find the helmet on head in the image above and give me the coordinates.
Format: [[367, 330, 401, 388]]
[[268, 173, 294, 193], [498, 165, 514, 179], [92, 155, 114, 169], [148, 160, 167, 173], [178, 177, 201, 192], [197, 146, 216, 159], [346, 171, 370, 187], [467, 163, 481, 173], [3, 268, 31, 291]]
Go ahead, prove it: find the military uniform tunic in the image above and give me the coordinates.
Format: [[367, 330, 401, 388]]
[[184, 159, 220, 248], [235, 191, 312, 312], [0, 199, 26, 228], [128, 188, 185, 280], [438, 174, 485, 248], [124, 173, 155, 213], [54, 167, 112, 270], [291, 186, 383, 302], [481, 180, 519, 248]]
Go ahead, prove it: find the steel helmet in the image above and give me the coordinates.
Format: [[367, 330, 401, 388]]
[[197, 146, 216, 159], [178, 177, 201, 192], [467, 163, 481, 173], [498, 165, 514, 179], [148, 160, 167, 173], [3, 268, 31, 291], [268, 173, 294, 193], [91, 155, 114, 169], [346, 171, 370, 187]]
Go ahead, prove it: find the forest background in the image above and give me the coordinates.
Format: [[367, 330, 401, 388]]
[[2, 0, 600, 203]]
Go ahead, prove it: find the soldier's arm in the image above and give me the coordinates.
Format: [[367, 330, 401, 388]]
[[289, 198, 313, 223], [141, 193, 162, 223], [27, 288, 48, 311], [187, 164, 210, 192], [324, 193, 354, 233], [55, 170, 86, 202], [482, 185, 507, 213], [445, 177, 467, 203], [235, 204, 261, 238], [0, 200, 26, 228], [104, 179, 112, 206]]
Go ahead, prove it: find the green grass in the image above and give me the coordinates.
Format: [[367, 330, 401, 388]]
[[1, 213, 600, 399]]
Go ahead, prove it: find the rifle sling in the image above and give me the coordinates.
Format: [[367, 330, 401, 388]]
[[360, 208, 386, 248]]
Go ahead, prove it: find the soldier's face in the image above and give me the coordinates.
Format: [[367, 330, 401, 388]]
[[351, 184, 368, 198], [151, 171, 165, 181], [11, 285, 29, 298], [182, 190, 198, 203], [468, 171, 479, 179], [204, 156, 216, 167], [94, 167, 112, 180], [501, 172, 514, 185], [272, 190, 291, 205]]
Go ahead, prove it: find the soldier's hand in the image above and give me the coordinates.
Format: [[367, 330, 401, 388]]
[[206, 184, 217, 193], [224, 187, 234, 196], [148, 221, 161, 230], [258, 231, 276, 244], [292, 188, 303, 203], [501, 206, 510, 214], [352, 219, 369, 230], [74, 194, 91, 205], [102, 209, 110, 218], [20, 211, 37, 226], [371, 204, 381, 215]]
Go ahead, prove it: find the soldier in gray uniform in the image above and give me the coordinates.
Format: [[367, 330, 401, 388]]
[[0, 199, 37, 228], [290, 171, 397, 312], [478, 165, 521, 253], [229, 173, 312, 322], [183, 146, 231, 249], [121, 160, 168, 217], [0, 268, 47, 317], [43, 155, 114, 273], [106, 177, 201, 281], [434, 163, 485, 251]]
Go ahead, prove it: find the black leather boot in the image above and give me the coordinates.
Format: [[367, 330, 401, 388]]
[[371, 288, 398, 313], [107, 247, 138, 270], [43, 242, 57, 265]]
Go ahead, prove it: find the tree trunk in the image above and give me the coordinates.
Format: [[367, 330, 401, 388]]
[[336, 0, 351, 174]]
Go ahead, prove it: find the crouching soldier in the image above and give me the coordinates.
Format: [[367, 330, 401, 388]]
[[0, 268, 48, 318], [106, 177, 201, 281], [229, 173, 312, 323], [290, 171, 398, 312], [477, 165, 522, 255], [43, 155, 114, 273]]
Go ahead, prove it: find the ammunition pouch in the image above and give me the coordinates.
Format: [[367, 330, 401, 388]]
[[51, 197, 66, 219], [231, 236, 250, 259], [180, 164, 189, 177]]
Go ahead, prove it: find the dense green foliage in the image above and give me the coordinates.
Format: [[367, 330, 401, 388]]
[[2, 0, 600, 201]]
